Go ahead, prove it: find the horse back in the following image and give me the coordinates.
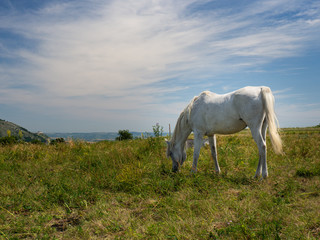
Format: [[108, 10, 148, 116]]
[[189, 86, 266, 134]]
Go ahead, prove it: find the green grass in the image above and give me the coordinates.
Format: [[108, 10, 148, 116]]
[[0, 129, 320, 239]]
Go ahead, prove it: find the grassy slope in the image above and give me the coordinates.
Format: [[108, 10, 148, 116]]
[[0, 129, 319, 239], [0, 120, 48, 143]]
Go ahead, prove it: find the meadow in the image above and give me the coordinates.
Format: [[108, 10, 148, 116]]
[[0, 128, 319, 239]]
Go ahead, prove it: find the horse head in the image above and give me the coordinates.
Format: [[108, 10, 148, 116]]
[[165, 139, 187, 172]]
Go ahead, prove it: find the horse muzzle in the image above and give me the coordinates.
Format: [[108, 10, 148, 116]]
[[172, 165, 178, 173]]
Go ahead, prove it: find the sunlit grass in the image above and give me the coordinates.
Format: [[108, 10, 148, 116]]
[[0, 129, 319, 239]]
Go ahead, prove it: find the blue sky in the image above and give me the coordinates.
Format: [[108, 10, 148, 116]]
[[0, 0, 320, 132]]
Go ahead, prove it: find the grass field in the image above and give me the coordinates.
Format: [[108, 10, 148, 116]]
[[0, 128, 320, 239]]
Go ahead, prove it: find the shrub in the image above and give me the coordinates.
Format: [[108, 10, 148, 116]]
[[50, 138, 66, 145], [153, 123, 163, 137], [116, 130, 133, 141], [30, 139, 44, 145], [0, 136, 18, 145]]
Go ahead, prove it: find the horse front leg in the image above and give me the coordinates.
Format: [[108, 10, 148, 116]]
[[208, 135, 220, 174], [191, 132, 203, 173]]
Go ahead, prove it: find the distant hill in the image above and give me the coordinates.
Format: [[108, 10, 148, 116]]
[[45, 132, 152, 142], [0, 119, 49, 143]]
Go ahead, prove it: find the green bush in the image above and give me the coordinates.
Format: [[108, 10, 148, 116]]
[[50, 138, 66, 145], [152, 123, 163, 137], [115, 129, 133, 141], [0, 136, 18, 145]]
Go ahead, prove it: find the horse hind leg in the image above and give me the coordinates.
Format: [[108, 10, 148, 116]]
[[262, 117, 267, 142], [253, 118, 268, 178], [261, 118, 268, 178], [250, 123, 267, 179], [208, 135, 220, 174]]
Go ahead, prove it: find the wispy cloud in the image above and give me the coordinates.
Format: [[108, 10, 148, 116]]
[[0, 0, 319, 130]]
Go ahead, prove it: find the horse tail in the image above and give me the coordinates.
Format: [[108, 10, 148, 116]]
[[261, 87, 283, 154]]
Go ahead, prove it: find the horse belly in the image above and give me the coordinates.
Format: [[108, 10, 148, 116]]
[[207, 118, 247, 135]]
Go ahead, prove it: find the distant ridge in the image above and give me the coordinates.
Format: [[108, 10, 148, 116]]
[[45, 132, 153, 142], [0, 119, 49, 143], [0, 119, 168, 142]]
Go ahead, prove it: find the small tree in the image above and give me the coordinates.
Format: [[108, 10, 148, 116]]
[[116, 130, 133, 141], [148, 123, 164, 159], [152, 123, 163, 137]]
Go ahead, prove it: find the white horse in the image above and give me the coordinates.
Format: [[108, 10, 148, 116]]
[[166, 86, 282, 179]]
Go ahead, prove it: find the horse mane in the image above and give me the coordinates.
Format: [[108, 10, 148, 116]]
[[170, 110, 187, 147], [170, 95, 199, 147]]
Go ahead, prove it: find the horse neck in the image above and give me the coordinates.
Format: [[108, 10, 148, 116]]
[[176, 128, 191, 149], [171, 119, 191, 150]]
